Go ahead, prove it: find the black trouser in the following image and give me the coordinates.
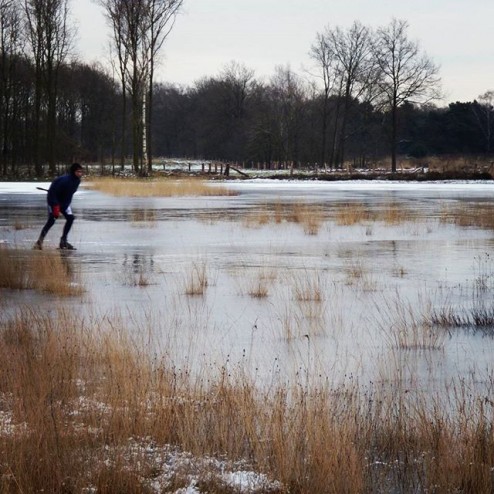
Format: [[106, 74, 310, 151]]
[[40, 211, 75, 240]]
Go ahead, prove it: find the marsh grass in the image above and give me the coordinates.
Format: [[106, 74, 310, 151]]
[[245, 267, 277, 298], [440, 203, 494, 231], [290, 203, 323, 235], [292, 270, 324, 303], [276, 300, 327, 341], [88, 176, 237, 197], [381, 202, 416, 224], [242, 209, 270, 228], [427, 254, 494, 334], [473, 253, 494, 293], [429, 304, 494, 335], [184, 261, 209, 296], [0, 246, 83, 296], [334, 202, 370, 225], [344, 258, 377, 291], [376, 292, 446, 350], [1, 310, 494, 493], [291, 272, 326, 328], [244, 201, 418, 232], [243, 202, 324, 235], [333, 202, 417, 226]]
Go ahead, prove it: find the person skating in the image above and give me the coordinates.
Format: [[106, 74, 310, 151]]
[[34, 163, 84, 250]]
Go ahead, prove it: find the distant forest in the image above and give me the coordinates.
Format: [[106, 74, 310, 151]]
[[1, 1, 493, 177]]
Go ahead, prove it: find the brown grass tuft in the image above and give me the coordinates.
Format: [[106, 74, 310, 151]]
[[0, 246, 83, 296], [184, 261, 209, 296], [334, 202, 370, 225]]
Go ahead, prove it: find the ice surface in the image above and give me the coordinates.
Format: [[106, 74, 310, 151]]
[[2, 179, 494, 397]]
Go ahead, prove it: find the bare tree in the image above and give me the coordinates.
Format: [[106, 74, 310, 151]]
[[101, 0, 182, 174], [269, 65, 308, 165], [309, 31, 338, 168], [101, 0, 147, 173], [24, 0, 73, 176], [143, 0, 183, 172], [472, 91, 494, 153], [327, 21, 375, 167], [372, 18, 440, 172], [102, 0, 130, 170], [0, 0, 23, 175]]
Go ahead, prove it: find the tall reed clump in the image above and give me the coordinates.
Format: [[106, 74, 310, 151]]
[[183, 261, 209, 295], [88, 177, 237, 197], [289, 203, 324, 235], [1, 310, 493, 492], [0, 246, 83, 296], [246, 267, 276, 298], [333, 202, 370, 225], [375, 291, 446, 350]]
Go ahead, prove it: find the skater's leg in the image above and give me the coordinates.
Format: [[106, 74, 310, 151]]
[[34, 213, 56, 249], [61, 214, 74, 240], [60, 210, 76, 249]]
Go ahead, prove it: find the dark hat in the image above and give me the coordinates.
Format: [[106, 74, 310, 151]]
[[70, 163, 83, 174]]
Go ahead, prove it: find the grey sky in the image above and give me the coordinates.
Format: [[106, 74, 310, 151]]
[[72, 0, 494, 104]]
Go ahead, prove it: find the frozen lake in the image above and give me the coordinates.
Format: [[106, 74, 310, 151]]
[[1, 179, 494, 398]]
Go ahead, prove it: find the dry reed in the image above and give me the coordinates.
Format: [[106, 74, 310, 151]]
[[376, 291, 446, 350], [183, 261, 209, 296], [292, 270, 324, 303], [0, 310, 493, 492], [440, 203, 494, 231], [243, 202, 325, 235], [88, 177, 237, 197], [333, 202, 417, 226], [245, 268, 276, 298], [0, 246, 83, 296], [334, 202, 370, 225]]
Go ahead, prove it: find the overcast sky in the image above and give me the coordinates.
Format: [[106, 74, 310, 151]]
[[72, 0, 494, 104]]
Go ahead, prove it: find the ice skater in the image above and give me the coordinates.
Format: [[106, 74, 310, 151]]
[[34, 162, 84, 250]]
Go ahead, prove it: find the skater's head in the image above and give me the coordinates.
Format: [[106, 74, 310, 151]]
[[70, 162, 83, 177]]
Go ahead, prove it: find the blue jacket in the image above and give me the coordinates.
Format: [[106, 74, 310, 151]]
[[47, 173, 81, 211]]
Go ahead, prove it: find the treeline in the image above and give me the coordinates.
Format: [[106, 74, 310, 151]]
[[150, 70, 494, 167], [1, 1, 493, 178], [2, 56, 493, 176]]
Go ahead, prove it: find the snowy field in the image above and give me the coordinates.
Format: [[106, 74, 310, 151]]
[[1, 179, 494, 398]]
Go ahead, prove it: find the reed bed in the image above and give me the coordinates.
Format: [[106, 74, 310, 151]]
[[240, 200, 416, 233], [88, 176, 238, 197], [0, 309, 493, 493], [333, 202, 418, 226], [334, 202, 371, 226], [376, 291, 447, 351], [440, 203, 494, 231], [242, 202, 324, 235], [0, 246, 83, 296]]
